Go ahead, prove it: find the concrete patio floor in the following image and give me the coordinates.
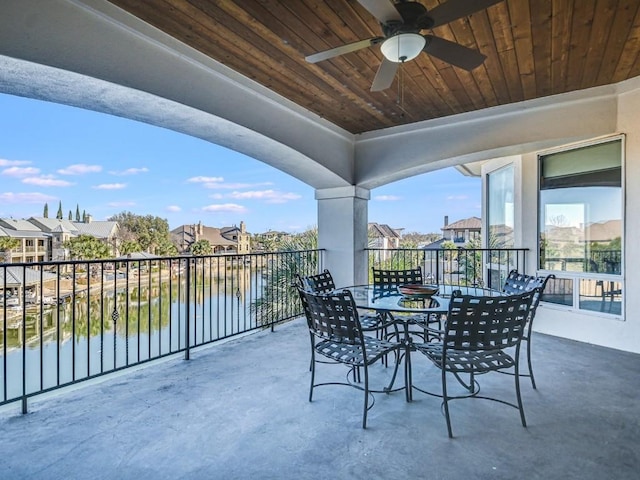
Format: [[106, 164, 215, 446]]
[[0, 317, 639, 480]]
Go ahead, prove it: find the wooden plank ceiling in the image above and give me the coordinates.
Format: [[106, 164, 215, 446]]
[[107, 0, 640, 134]]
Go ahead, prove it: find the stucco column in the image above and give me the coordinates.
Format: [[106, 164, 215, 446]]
[[316, 186, 370, 288]]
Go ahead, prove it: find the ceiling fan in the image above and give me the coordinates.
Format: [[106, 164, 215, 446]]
[[305, 0, 503, 92]]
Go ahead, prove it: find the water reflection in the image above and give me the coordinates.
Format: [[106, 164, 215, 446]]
[[1, 270, 262, 399]]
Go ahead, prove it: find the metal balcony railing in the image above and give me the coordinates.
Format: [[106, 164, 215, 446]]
[[367, 247, 529, 290], [0, 250, 323, 412]]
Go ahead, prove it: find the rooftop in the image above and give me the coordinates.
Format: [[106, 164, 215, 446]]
[[1, 317, 638, 479]]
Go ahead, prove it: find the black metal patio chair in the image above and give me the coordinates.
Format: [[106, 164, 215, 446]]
[[297, 287, 402, 428], [295, 269, 336, 295], [502, 269, 555, 389], [372, 266, 443, 335], [414, 288, 539, 437], [295, 269, 390, 332]]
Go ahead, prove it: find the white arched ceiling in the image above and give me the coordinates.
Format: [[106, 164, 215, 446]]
[[0, 0, 631, 192]]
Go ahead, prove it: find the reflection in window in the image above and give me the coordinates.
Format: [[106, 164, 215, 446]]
[[539, 140, 622, 275], [579, 278, 622, 315], [488, 164, 514, 248], [487, 165, 515, 289], [541, 277, 573, 306]]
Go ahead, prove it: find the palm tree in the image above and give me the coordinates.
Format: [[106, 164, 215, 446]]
[[251, 227, 318, 327]]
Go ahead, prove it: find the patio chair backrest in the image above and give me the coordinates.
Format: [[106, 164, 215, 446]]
[[502, 269, 555, 309], [444, 289, 539, 352], [502, 269, 554, 295], [297, 287, 361, 345], [295, 269, 336, 294], [372, 266, 423, 288]]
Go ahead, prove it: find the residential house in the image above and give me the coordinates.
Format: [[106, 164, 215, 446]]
[[368, 223, 401, 262], [0, 219, 51, 263], [171, 221, 251, 254], [441, 216, 481, 246], [252, 230, 292, 252], [368, 223, 401, 249], [28, 217, 120, 259]]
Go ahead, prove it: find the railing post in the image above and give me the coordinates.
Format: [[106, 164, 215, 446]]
[[184, 257, 191, 361], [21, 268, 27, 414]]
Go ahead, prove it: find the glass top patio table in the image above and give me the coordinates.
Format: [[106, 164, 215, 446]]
[[342, 284, 500, 314]]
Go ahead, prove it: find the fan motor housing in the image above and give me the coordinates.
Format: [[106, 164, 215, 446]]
[[381, 1, 434, 36]]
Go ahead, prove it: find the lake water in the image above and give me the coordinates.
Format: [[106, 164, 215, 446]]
[[1, 270, 267, 402]]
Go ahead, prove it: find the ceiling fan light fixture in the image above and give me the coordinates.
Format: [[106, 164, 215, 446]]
[[380, 33, 426, 63]]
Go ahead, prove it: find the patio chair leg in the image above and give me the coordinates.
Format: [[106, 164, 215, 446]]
[[526, 338, 537, 389], [442, 366, 453, 438], [309, 349, 316, 402], [384, 348, 401, 394], [363, 364, 369, 429], [515, 355, 527, 427]]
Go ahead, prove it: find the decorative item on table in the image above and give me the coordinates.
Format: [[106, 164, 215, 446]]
[[398, 284, 439, 298]]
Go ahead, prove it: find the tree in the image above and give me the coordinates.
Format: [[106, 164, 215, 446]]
[[190, 239, 212, 256], [156, 238, 178, 256], [82, 210, 87, 222], [56, 201, 63, 220], [400, 231, 441, 248], [0, 237, 20, 264], [68, 210, 73, 221], [43, 203, 49, 218], [75, 204, 81, 222], [252, 227, 318, 326], [119, 240, 143, 256], [108, 211, 172, 254], [63, 234, 111, 260]]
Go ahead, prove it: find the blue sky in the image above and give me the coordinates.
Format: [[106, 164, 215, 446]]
[[0, 93, 480, 234]]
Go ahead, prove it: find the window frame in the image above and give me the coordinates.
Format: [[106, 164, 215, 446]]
[[536, 135, 625, 319]]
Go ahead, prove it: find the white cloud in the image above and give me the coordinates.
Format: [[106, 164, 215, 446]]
[[209, 193, 224, 200], [201, 203, 247, 213], [166, 205, 181, 212], [0, 158, 30, 167], [228, 189, 301, 203], [57, 164, 102, 175], [187, 176, 224, 183], [374, 195, 401, 201], [204, 181, 273, 190], [22, 176, 74, 187], [2, 166, 40, 177], [446, 195, 469, 201], [93, 183, 126, 190], [107, 201, 136, 207], [0, 192, 57, 203], [109, 167, 149, 176]]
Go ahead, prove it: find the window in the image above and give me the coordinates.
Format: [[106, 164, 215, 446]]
[[487, 164, 516, 287], [538, 138, 623, 316], [488, 164, 515, 248]]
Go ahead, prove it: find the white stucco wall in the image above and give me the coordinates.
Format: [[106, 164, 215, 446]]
[[481, 82, 640, 354]]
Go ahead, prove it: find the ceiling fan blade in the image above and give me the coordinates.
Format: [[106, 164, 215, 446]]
[[371, 59, 399, 92], [424, 35, 486, 71], [429, 0, 504, 28], [357, 0, 403, 24], [305, 37, 382, 63]]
